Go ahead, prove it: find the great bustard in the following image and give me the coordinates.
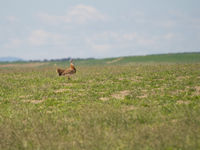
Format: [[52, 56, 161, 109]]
[[56, 59, 76, 79]]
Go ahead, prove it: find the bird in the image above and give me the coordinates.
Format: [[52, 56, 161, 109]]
[[56, 59, 76, 79]]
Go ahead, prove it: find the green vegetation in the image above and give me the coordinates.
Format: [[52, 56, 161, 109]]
[[47, 52, 200, 67], [0, 53, 200, 150]]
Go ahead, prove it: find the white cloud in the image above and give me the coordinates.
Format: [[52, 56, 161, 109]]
[[86, 38, 112, 53], [158, 20, 176, 28], [92, 44, 112, 53], [68, 4, 106, 23], [4, 39, 22, 48], [87, 31, 157, 46], [122, 33, 137, 41], [37, 13, 63, 25], [6, 16, 19, 23], [3, 29, 67, 49], [85, 31, 160, 57], [163, 33, 176, 40], [38, 4, 107, 25], [28, 30, 65, 46]]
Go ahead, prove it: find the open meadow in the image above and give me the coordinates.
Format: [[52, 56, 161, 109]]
[[0, 53, 200, 150]]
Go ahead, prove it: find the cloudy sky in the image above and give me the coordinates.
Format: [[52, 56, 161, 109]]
[[1, 0, 200, 60]]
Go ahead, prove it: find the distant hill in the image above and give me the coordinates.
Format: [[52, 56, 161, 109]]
[[0, 57, 23, 62], [72, 52, 200, 66]]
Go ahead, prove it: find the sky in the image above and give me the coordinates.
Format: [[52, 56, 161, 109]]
[[0, 0, 200, 60]]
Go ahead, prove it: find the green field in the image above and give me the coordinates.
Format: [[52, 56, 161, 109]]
[[0, 53, 200, 150]]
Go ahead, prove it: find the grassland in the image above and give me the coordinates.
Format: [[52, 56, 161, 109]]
[[0, 53, 200, 150]]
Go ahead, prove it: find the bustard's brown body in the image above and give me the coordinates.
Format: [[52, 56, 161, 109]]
[[56, 60, 76, 79]]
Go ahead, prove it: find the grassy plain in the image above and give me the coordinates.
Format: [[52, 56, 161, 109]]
[[0, 53, 200, 150]]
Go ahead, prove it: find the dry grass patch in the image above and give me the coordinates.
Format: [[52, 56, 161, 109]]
[[100, 97, 110, 101], [118, 77, 125, 81], [176, 100, 190, 105], [0, 63, 45, 68], [172, 89, 186, 95], [130, 76, 143, 82], [22, 99, 44, 104], [61, 83, 74, 86], [54, 89, 70, 93], [136, 89, 149, 98], [192, 86, 200, 96], [76, 92, 86, 97], [19, 95, 33, 99], [130, 78, 140, 82], [106, 57, 123, 64], [122, 105, 137, 112], [176, 76, 190, 81], [112, 90, 130, 99], [195, 86, 200, 92], [137, 94, 148, 98]]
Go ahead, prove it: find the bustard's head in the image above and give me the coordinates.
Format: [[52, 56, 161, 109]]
[[70, 59, 75, 68]]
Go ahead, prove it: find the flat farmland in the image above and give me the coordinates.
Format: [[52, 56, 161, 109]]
[[0, 54, 200, 150]]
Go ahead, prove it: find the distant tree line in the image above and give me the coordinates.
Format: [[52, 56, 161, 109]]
[[28, 57, 95, 62]]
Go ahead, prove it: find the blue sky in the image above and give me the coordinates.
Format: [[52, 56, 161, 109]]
[[1, 0, 200, 60]]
